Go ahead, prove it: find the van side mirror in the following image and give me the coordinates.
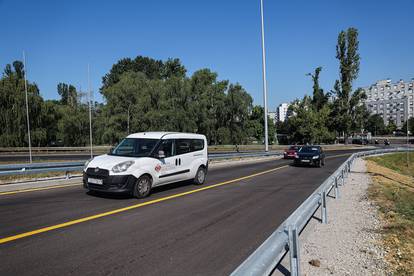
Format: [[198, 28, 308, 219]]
[[157, 150, 165, 159]]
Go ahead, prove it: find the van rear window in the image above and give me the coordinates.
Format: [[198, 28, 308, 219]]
[[191, 139, 204, 151], [175, 139, 204, 155]]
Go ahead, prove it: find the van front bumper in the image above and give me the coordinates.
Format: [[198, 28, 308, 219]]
[[83, 170, 137, 194]]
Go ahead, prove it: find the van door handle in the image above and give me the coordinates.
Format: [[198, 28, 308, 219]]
[[175, 159, 178, 166]]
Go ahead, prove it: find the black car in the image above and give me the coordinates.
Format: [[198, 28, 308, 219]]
[[293, 146, 325, 167]]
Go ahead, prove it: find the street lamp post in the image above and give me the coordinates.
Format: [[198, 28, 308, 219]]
[[88, 64, 93, 159], [406, 95, 409, 167], [260, 0, 269, 152], [23, 51, 32, 163]]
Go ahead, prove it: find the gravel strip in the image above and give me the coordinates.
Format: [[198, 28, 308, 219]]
[[299, 158, 389, 275]]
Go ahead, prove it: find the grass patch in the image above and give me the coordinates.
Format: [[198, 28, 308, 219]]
[[366, 154, 414, 275], [368, 152, 414, 178]]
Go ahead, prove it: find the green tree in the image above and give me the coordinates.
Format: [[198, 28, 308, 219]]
[[225, 84, 253, 144], [100, 56, 256, 146], [366, 114, 386, 135], [57, 83, 78, 107], [285, 97, 334, 144], [307, 67, 329, 110], [101, 72, 148, 143], [12, 61, 24, 79], [385, 120, 397, 135], [0, 55, 276, 148], [162, 58, 187, 79], [275, 120, 289, 135], [0, 61, 48, 146], [188, 69, 228, 144], [246, 106, 276, 144], [401, 117, 414, 135], [57, 105, 90, 146], [331, 27, 362, 142], [101, 55, 171, 89]]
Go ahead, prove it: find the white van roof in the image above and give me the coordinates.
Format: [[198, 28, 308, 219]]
[[127, 132, 206, 140]]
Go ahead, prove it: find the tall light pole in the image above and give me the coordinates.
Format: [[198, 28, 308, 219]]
[[88, 64, 93, 158], [23, 51, 32, 163], [405, 95, 409, 167], [260, 0, 269, 152]]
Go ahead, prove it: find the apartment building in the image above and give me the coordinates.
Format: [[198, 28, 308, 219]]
[[276, 103, 290, 122], [363, 79, 414, 127], [268, 111, 277, 122]]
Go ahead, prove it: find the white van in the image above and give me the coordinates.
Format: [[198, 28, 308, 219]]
[[83, 132, 208, 198]]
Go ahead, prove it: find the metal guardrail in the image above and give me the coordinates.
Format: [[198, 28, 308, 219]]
[[0, 161, 84, 177], [230, 147, 413, 276], [0, 152, 282, 177]]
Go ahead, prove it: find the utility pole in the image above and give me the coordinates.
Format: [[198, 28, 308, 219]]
[[88, 64, 93, 159], [260, 0, 269, 151], [406, 95, 409, 167], [23, 51, 32, 163], [127, 105, 130, 134]]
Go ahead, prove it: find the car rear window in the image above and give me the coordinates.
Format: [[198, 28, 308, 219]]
[[299, 146, 320, 153]]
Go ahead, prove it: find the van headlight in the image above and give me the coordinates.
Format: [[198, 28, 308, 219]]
[[312, 155, 319, 159], [112, 161, 135, 173]]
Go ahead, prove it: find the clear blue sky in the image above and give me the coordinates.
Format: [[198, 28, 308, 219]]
[[1, 0, 413, 110]]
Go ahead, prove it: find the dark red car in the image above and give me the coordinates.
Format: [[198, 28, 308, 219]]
[[283, 145, 300, 159]]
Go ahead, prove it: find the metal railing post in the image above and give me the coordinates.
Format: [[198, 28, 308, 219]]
[[334, 177, 339, 199], [341, 170, 345, 186], [288, 225, 300, 276], [321, 191, 327, 223]]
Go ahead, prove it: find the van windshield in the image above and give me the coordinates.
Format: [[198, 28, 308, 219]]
[[110, 138, 159, 157]]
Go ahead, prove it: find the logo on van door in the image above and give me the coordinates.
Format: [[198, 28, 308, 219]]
[[155, 164, 161, 172]]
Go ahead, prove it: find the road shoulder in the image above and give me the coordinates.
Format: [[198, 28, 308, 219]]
[[298, 158, 388, 275]]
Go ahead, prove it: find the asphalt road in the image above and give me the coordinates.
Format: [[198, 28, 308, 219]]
[[0, 149, 365, 275]]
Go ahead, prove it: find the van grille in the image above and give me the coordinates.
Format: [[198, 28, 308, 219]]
[[86, 167, 109, 178]]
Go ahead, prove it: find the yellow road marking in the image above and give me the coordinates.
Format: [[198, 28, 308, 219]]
[[0, 165, 289, 244], [0, 183, 81, 196]]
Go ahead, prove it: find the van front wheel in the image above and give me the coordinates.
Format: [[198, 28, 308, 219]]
[[133, 175, 152, 198], [194, 166, 206, 185]]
